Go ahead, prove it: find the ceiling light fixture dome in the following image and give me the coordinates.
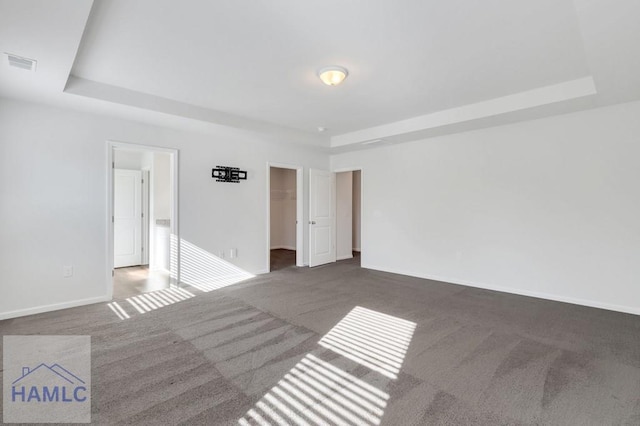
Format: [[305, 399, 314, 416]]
[[318, 66, 348, 86]]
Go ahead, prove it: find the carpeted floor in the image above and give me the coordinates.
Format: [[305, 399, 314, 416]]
[[1, 257, 639, 425]]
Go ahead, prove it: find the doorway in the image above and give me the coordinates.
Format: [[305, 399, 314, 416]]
[[268, 164, 303, 271], [336, 169, 362, 264], [108, 142, 179, 300]]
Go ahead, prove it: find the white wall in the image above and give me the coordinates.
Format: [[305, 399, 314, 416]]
[[151, 152, 171, 271], [352, 170, 361, 251], [336, 171, 353, 260], [113, 149, 152, 170], [332, 100, 640, 315], [0, 98, 328, 319], [270, 167, 296, 250], [152, 152, 171, 220]]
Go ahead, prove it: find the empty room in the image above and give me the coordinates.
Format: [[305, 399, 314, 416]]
[[1, 1, 639, 424]]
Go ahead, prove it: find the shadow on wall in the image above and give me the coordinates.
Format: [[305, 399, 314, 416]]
[[175, 237, 255, 292]]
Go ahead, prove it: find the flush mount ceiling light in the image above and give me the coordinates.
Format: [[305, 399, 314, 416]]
[[318, 66, 348, 86]]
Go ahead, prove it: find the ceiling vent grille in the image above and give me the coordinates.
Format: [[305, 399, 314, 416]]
[[5, 53, 37, 71]]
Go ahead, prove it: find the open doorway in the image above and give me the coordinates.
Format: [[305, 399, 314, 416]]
[[108, 142, 179, 299], [268, 164, 303, 271], [336, 169, 362, 264]]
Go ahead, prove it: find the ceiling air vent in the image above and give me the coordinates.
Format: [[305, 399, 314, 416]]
[[5, 53, 37, 71]]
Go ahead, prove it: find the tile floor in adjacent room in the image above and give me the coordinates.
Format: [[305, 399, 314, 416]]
[[113, 265, 171, 299]]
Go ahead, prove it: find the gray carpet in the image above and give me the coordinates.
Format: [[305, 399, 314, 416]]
[[1, 257, 639, 425]]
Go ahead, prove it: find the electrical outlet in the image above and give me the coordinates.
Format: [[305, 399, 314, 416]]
[[63, 265, 73, 278]]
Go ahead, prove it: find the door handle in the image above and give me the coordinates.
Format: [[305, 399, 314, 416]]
[[309, 221, 316, 225]]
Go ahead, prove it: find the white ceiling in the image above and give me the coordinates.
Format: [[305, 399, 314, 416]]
[[2, 0, 640, 150], [0, 0, 92, 96]]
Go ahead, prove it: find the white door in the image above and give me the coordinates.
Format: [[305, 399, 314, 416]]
[[309, 169, 336, 267], [114, 169, 142, 268]]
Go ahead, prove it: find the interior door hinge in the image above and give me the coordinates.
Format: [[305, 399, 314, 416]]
[[112, 216, 114, 223], [112, 161, 115, 168]]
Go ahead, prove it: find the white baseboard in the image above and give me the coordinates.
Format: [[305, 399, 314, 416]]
[[0, 295, 112, 321], [337, 254, 354, 261], [363, 263, 640, 316], [270, 245, 296, 251]]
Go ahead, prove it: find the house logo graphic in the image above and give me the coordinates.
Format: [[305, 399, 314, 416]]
[[11, 363, 88, 403], [3, 335, 91, 423]]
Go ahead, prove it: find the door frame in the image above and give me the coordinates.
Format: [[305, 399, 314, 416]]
[[107, 140, 180, 300], [266, 162, 304, 270], [332, 166, 364, 259]]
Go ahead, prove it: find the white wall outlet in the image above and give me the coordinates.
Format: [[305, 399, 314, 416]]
[[229, 248, 237, 259], [63, 265, 73, 278]]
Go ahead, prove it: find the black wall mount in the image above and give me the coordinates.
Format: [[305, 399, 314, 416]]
[[212, 166, 247, 183]]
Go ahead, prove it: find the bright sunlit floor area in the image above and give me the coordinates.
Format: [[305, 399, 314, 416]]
[[2, 256, 639, 424]]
